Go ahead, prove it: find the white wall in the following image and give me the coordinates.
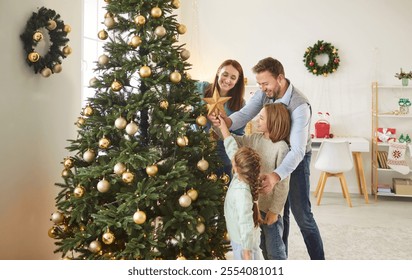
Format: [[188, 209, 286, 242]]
[[179, 0, 412, 194], [0, 0, 81, 259]]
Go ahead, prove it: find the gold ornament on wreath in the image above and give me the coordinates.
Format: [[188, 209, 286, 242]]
[[303, 40, 340, 77], [20, 7, 71, 76]]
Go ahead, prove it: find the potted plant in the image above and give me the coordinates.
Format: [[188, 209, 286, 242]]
[[395, 68, 412, 86]]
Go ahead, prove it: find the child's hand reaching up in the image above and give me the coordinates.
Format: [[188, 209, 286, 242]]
[[217, 114, 231, 139]]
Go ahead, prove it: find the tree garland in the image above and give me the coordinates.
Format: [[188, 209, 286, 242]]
[[303, 40, 340, 77], [20, 7, 71, 77]]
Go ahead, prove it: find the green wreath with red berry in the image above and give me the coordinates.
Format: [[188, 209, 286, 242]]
[[20, 7, 71, 77], [303, 40, 340, 77]]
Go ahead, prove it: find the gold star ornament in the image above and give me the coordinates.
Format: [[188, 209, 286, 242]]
[[202, 88, 231, 115]]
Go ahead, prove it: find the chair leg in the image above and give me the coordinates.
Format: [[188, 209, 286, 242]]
[[338, 173, 352, 207], [314, 172, 326, 197], [316, 173, 329, 206]]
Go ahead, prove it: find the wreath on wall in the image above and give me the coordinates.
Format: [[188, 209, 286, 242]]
[[20, 7, 72, 77], [303, 40, 340, 77]]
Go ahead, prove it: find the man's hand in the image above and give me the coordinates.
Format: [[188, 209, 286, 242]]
[[263, 211, 278, 225], [207, 113, 220, 127], [259, 172, 280, 194]]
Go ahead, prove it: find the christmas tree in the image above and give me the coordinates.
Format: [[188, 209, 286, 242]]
[[49, 0, 229, 260]]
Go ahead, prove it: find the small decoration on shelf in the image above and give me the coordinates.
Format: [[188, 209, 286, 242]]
[[398, 133, 411, 144], [314, 112, 332, 138], [303, 40, 340, 76], [20, 7, 71, 77], [394, 68, 412, 86], [377, 128, 396, 143], [398, 98, 411, 114]]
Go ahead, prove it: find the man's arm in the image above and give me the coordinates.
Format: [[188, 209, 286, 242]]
[[229, 90, 266, 130]]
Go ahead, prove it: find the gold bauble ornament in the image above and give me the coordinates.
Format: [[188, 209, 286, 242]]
[[53, 63, 62, 73], [220, 173, 230, 184], [125, 121, 139, 135], [134, 15, 146, 25], [176, 254, 186, 260], [187, 188, 198, 201], [27, 52, 40, 63], [63, 157, 74, 168], [159, 100, 169, 110], [197, 158, 209, 171], [172, 0, 181, 9], [62, 45, 72, 55], [207, 173, 218, 182], [83, 104, 94, 116], [61, 169, 71, 178], [47, 20, 57, 30], [98, 54, 109, 66], [115, 116, 127, 129], [146, 165, 158, 177], [41, 67, 52, 78], [111, 80, 123, 92], [122, 170, 135, 184], [139, 65, 152, 78], [224, 231, 230, 242], [151, 7, 162, 18], [170, 71, 182, 83], [64, 24, 72, 33], [179, 193, 192, 207], [98, 30, 109, 40], [104, 16, 115, 28], [48, 226, 58, 238], [97, 178, 111, 193], [180, 49, 190, 61], [99, 137, 111, 149], [76, 117, 86, 127], [177, 24, 187, 35], [104, 12, 113, 18], [130, 35, 142, 48], [176, 136, 188, 147], [89, 240, 102, 253], [114, 162, 126, 175], [154, 26, 166, 37], [133, 210, 147, 224], [196, 115, 207, 126], [51, 211, 65, 224], [32, 31, 43, 42], [102, 230, 115, 245], [83, 149, 96, 163], [196, 222, 205, 234], [73, 185, 86, 198]]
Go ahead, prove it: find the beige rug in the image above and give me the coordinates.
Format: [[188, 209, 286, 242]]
[[288, 222, 412, 260]]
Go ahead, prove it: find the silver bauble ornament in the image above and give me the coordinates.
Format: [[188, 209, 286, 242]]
[[51, 211, 65, 224], [155, 26, 166, 37], [83, 149, 96, 163], [89, 240, 102, 253], [98, 54, 109, 65]]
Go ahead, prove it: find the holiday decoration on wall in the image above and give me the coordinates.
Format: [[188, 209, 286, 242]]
[[50, 0, 228, 260], [303, 40, 340, 77], [20, 7, 71, 77]]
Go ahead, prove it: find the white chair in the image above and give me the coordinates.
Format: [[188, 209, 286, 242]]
[[314, 140, 354, 207]]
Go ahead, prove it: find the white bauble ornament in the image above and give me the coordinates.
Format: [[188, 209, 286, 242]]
[[51, 211, 65, 224], [89, 77, 98, 87], [89, 240, 102, 253], [98, 54, 109, 65], [114, 162, 126, 175], [179, 194, 192, 207], [83, 149, 96, 163], [104, 16, 115, 28], [115, 116, 127, 129], [125, 121, 139, 135], [97, 178, 111, 193]]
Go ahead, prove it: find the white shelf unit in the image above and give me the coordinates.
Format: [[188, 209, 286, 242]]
[[371, 82, 412, 199]]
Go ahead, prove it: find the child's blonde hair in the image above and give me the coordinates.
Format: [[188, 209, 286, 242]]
[[233, 146, 262, 227], [264, 103, 291, 144]]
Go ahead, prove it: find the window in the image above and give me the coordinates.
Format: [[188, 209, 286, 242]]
[[82, 0, 106, 105]]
